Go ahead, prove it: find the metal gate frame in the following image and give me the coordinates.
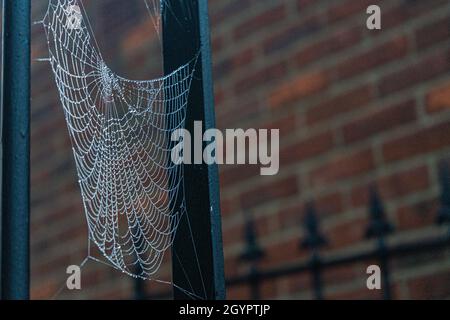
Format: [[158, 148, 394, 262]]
[[1, 0, 31, 300], [0, 0, 225, 300]]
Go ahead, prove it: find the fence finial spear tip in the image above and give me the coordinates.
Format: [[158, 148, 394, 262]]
[[301, 202, 327, 250], [366, 185, 393, 239], [240, 211, 264, 262]]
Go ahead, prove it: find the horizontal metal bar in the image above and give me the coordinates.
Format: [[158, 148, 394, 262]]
[[147, 234, 450, 298], [226, 234, 450, 286]]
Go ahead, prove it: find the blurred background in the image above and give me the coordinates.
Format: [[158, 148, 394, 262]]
[[28, 0, 450, 299]]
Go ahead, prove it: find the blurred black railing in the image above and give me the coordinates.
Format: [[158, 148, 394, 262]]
[[140, 160, 450, 300], [228, 160, 450, 300]]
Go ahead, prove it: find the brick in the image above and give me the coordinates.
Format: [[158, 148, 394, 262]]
[[397, 198, 438, 231], [220, 197, 236, 218], [374, 6, 406, 31], [31, 71, 56, 98], [234, 61, 287, 95], [315, 192, 345, 217], [227, 285, 251, 300], [82, 269, 109, 288], [427, 82, 450, 114], [214, 47, 254, 80], [269, 72, 329, 109], [240, 176, 300, 209], [233, 4, 286, 41], [218, 98, 260, 128], [297, 0, 315, 10], [286, 273, 311, 295], [351, 165, 430, 208], [325, 217, 368, 250], [29, 0, 450, 301], [382, 0, 448, 31], [98, 1, 140, 41], [256, 214, 274, 239], [280, 130, 334, 166], [278, 203, 303, 231], [309, 149, 375, 186], [415, 16, 450, 50], [382, 120, 450, 162], [327, 0, 376, 23], [328, 285, 384, 300], [262, 237, 304, 269], [214, 87, 225, 106], [408, 270, 450, 299], [306, 85, 374, 125], [323, 264, 358, 286], [224, 258, 239, 278], [32, 200, 81, 232], [260, 114, 297, 138], [222, 224, 244, 247], [334, 36, 409, 80], [379, 49, 450, 96], [211, 0, 251, 26], [211, 35, 224, 54], [258, 280, 278, 299], [278, 192, 344, 232], [220, 164, 261, 188], [33, 251, 73, 276], [31, 281, 59, 300], [342, 99, 417, 143], [263, 15, 322, 55], [296, 27, 361, 68], [121, 20, 157, 54], [31, 116, 66, 141]]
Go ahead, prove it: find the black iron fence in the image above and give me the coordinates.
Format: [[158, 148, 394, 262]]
[[141, 160, 450, 300], [227, 160, 450, 300]]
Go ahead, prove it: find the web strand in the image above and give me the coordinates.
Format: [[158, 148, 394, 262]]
[[42, 0, 212, 300], [43, 0, 194, 280]]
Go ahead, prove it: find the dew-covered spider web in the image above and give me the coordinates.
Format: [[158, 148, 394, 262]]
[[40, 0, 202, 291]]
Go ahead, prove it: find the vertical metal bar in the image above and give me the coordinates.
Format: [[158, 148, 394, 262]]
[[1, 0, 31, 300], [378, 238, 391, 300], [365, 186, 393, 300], [311, 253, 323, 300], [240, 212, 264, 300], [162, 0, 225, 300], [248, 267, 260, 300], [301, 203, 326, 300]]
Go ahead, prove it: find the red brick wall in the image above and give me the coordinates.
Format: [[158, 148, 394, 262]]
[[211, 0, 450, 300], [28, 0, 450, 299]]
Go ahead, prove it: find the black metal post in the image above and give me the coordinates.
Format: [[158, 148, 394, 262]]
[[301, 203, 326, 300], [162, 0, 225, 300], [1, 0, 31, 300], [240, 212, 264, 300], [366, 186, 393, 300]]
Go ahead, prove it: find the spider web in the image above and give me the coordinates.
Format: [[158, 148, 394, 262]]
[[42, 0, 198, 281]]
